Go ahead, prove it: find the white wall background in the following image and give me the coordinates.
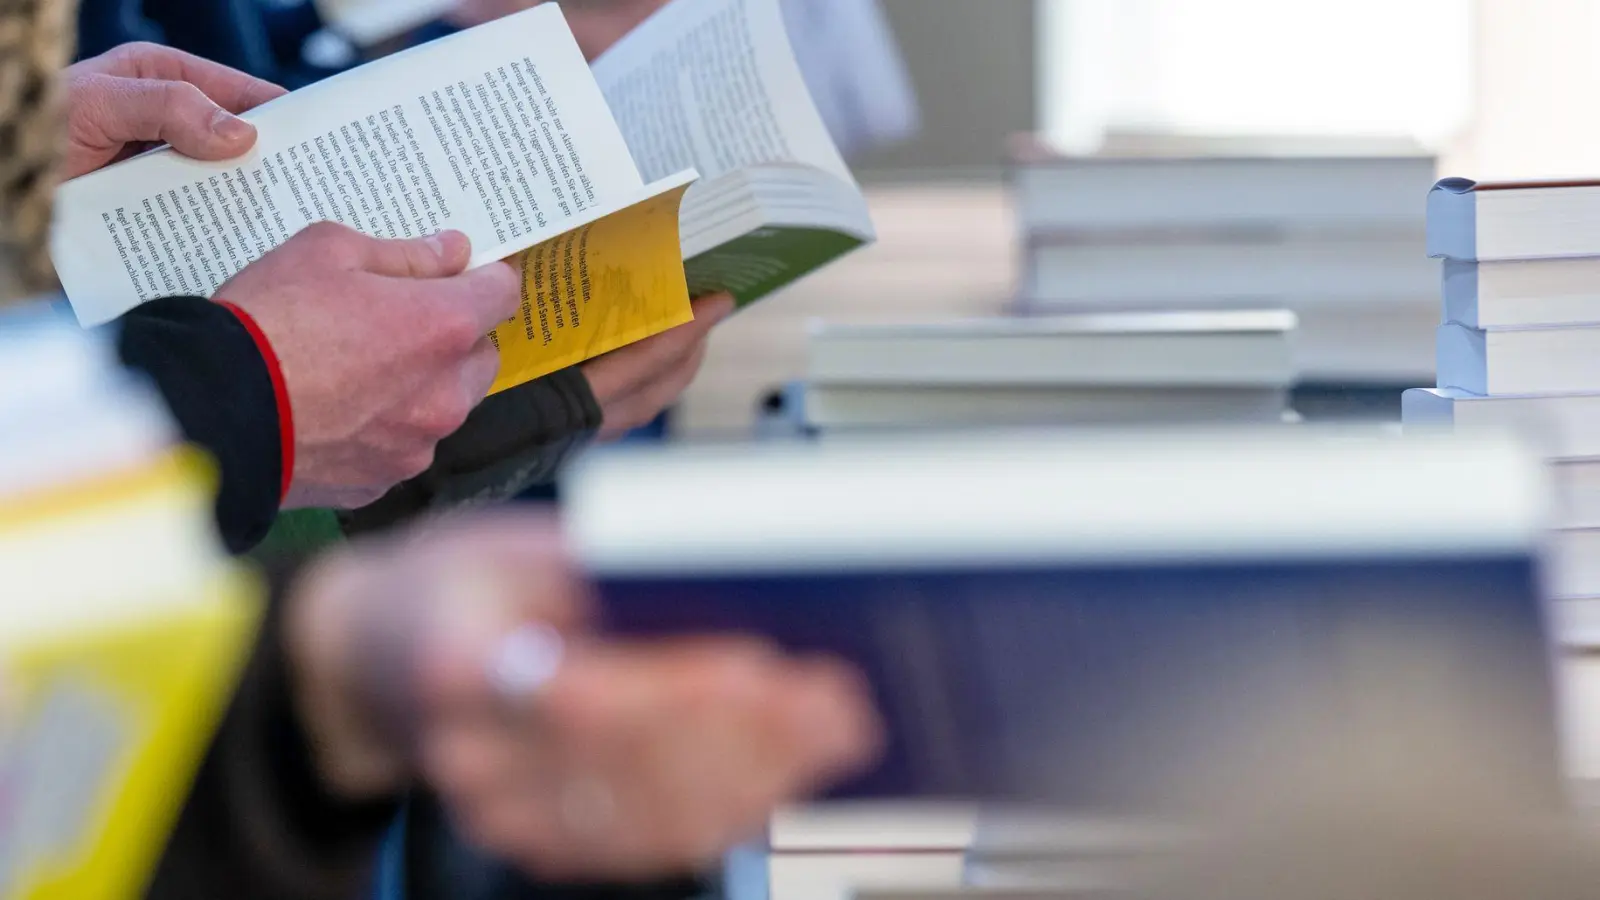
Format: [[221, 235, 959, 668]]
[[1040, 0, 1474, 155], [1461, 0, 1600, 178]]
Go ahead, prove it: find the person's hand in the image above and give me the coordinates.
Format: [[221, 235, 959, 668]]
[[285, 510, 882, 880], [60, 43, 286, 181], [450, 0, 670, 60], [582, 294, 733, 441], [218, 226, 520, 510]]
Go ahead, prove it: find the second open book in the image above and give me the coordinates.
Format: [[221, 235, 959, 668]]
[[53, 0, 873, 393]]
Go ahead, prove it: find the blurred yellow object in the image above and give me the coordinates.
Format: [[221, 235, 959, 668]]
[[0, 449, 262, 900]]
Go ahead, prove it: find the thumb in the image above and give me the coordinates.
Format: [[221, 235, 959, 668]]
[[99, 77, 260, 161]]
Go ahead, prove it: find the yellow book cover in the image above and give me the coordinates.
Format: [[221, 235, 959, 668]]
[[0, 452, 263, 900], [489, 179, 697, 393]]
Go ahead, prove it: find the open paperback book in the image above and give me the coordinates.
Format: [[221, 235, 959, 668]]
[[591, 0, 877, 306], [52, 4, 699, 393]]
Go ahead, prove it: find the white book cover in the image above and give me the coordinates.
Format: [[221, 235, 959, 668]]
[[1022, 231, 1435, 305], [1403, 387, 1600, 461], [806, 311, 1298, 388], [1443, 257, 1600, 328], [1013, 153, 1435, 233], [1550, 527, 1600, 599], [1428, 177, 1600, 262], [804, 383, 1289, 431], [563, 429, 1546, 578], [1553, 459, 1600, 530], [1435, 322, 1600, 396]]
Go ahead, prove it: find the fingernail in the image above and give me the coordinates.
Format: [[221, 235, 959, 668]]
[[210, 108, 254, 142], [697, 295, 736, 322], [426, 231, 466, 260], [487, 623, 566, 700]]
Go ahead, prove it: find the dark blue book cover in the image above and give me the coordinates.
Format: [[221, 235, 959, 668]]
[[568, 431, 1561, 807]]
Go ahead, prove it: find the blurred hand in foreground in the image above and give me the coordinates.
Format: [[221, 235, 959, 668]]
[[285, 510, 881, 879]]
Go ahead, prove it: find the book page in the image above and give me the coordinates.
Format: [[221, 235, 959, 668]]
[[53, 4, 645, 327], [491, 175, 696, 392], [781, 0, 920, 159], [590, 0, 852, 187]]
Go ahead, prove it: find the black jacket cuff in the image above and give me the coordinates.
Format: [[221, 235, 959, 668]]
[[114, 297, 282, 554]]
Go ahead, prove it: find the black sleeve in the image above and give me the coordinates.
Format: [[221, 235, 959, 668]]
[[115, 297, 283, 555], [145, 560, 400, 900], [340, 367, 602, 537]]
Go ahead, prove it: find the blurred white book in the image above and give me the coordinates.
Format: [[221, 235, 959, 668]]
[[1012, 144, 1435, 234], [1011, 138, 1437, 384], [802, 384, 1290, 432], [1020, 231, 1434, 307], [961, 813, 1191, 893], [1550, 528, 1600, 599], [313, 0, 454, 45], [1428, 178, 1600, 262], [1553, 460, 1600, 529], [1402, 388, 1600, 461], [758, 805, 976, 900], [1444, 258, 1600, 328], [1435, 322, 1600, 396], [807, 312, 1297, 388]]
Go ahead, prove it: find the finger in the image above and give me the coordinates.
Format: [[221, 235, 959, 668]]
[[420, 261, 523, 337], [787, 659, 885, 777], [582, 295, 729, 403], [84, 42, 287, 113], [598, 338, 708, 440], [412, 551, 595, 713], [73, 75, 261, 161], [359, 230, 473, 278], [459, 336, 504, 404], [691, 292, 737, 322]]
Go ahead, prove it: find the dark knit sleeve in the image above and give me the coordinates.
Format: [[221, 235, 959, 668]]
[[144, 558, 400, 900], [114, 297, 283, 554], [341, 366, 602, 536]]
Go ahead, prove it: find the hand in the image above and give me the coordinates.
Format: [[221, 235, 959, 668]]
[[286, 511, 882, 880], [61, 43, 286, 181], [450, 0, 669, 60], [218, 226, 520, 509], [582, 294, 733, 441]]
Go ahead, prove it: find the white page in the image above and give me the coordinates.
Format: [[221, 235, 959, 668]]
[[780, 0, 919, 159], [53, 4, 645, 327], [590, 0, 852, 188]]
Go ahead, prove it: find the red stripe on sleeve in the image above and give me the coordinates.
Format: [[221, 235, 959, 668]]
[[217, 301, 294, 503]]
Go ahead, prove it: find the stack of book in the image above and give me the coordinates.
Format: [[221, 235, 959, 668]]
[[793, 310, 1297, 435], [749, 805, 976, 900], [1404, 177, 1600, 647], [0, 310, 260, 899], [1010, 137, 1439, 385]]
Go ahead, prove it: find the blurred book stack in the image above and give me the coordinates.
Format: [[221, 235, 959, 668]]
[[1404, 177, 1600, 649], [752, 805, 975, 900], [0, 312, 260, 900], [789, 310, 1296, 435], [1009, 135, 1439, 389]]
